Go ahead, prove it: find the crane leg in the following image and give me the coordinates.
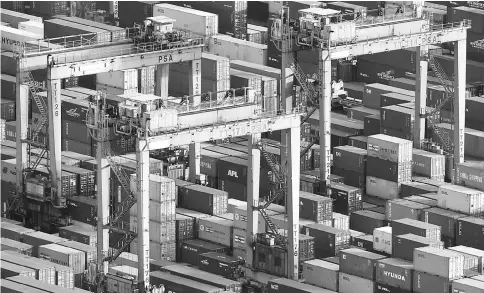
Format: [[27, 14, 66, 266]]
[[137, 139, 150, 293], [414, 45, 428, 148], [453, 40, 466, 168], [318, 50, 331, 194], [246, 134, 261, 270], [287, 126, 300, 280]]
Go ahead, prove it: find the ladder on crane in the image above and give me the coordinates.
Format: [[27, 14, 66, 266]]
[[423, 54, 455, 153]]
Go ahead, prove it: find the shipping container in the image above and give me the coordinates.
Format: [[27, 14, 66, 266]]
[[268, 277, 334, 293], [53, 16, 126, 41], [38, 244, 85, 275], [380, 92, 414, 107], [376, 258, 413, 291], [209, 34, 267, 65], [1, 238, 33, 256], [299, 192, 333, 222], [373, 226, 392, 255], [179, 239, 229, 266], [197, 252, 241, 279], [338, 272, 374, 293], [332, 145, 367, 174], [0, 25, 42, 51], [413, 247, 464, 280], [412, 149, 446, 179], [61, 99, 90, 124], [393, 233, 444, 262], [178, 184, 228, 216], [233, 205, 275, 232], [363, 84, 414, 110], [366, 176, 400, 200], [339, 248, 387, 280], [1, 251, 56, 285], [1, 222, 35, 242], [448, 246, 484, 273], [44, 18, 108, 43], [58, 241, 96, 270], [150, 270, 222, 293], [421, 207, 465, 246], [0, 9, 42, 28], [153, 4, 218, 36], [403, 195, 437, 208], [437, 185, 484, 216], [367, 157, 412, 183], [413, 270, 451, 293], [332, 167, 366, 190], [350, 210, 386, 235], [1, 279, 49, 293], [381, 105, 414, 133], [97, 69, 138, 90], [392, 218, 441, 241], [302, 259, 339, 291], [400, 181, 439, 197], [303, 223, 351, 258], [161, 264, 241, 292], [66, 196, 97, 226], [330, 183, 363, 215], [456, 161, 484, 192], [386, 199, 429, 221], [51, 263, 74, 289], [1, 261, 36, 279], [197, 217, 233, 247], [367, 134, 413, 163], [456, 217, 484, 250], [58, 225, 97, 246], [22, 231, 67, 258], [452, 278, 484, 293], [254, 242, 287, 277]]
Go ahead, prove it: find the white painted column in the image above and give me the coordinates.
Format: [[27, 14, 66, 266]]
[[246, 134, 261, 270], [16, 81, 28, 192], [453, 40, 466, 167], [136, 139, 150, 293], [318, 49, 332, 194], [287, 126, 300, 280], [188, 142, 201, 183], [414, 45, 428, 148], [189, 59, 202, 107], [96, 142, 110, 277], [155, 64, 169, 103], [47, 57, 63, 207]]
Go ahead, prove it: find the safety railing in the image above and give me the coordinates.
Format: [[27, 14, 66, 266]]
[[171, 95, 249, 114]]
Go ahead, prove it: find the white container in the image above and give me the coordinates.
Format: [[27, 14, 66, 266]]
[[0, 9, 42, 28], [373, 226, 392, 255], [233, 205, 276, 232], [153, 4, 218, 37], [18, 21, 44, 38], [129, 239, 176, 261], [201, 52, 230, 81], [367, 134, 413, 163], [332, 213, 349, 231], [452, 279, 484, 293], [129, 216, 175, 243], [143, 109, 178, 132], [138, 66, 155, 91], [198, 217, 233, 247], [208, 34, 267, 65], [339, 272, 374, 293], [129, 200, 175, 223], [303, 259, 339, 291], [228, 199, 246, 214], [413, 247, 464, 280], [97, 69, 138, 90], [448, 246, 484, 274], [366, 176, 400, 200], [130, 174, 175, 203], [0, 25, 42, 51], [38, 243, 86, 274], [437, 185, 484, 215], [233, 227, 247, 250]]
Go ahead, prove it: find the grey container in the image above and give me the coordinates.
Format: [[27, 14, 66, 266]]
[[1, 261, 36, 279], [299, 192, 333, 222], [58, 225, 97, 246], [400, 181, 439, 197], [1, 250, 56, 284], [381, 105, 414, 133], [21, 231, 67, 257], [338, 272, 375, 293], [268, 277, 335, 293], [421, 207, 466, 246], [393, 234, 444, 262], [350, 210, 387, 235], [1, 237, 33, 256], [456, 217, 484, 250], [302, 259, 339, 291], [385, 199, 430, 221], [58, 240, 96, 270], [197, 217, 233, 247], [179, 184, 228, 216], [38, 243, 86, 274], [404, 195, 438, 207], [376, 258, 413, 291], [1, 222, 34, 242], [5, 275, 88, 293], [448, 246, 484, 273], [413, 270, 452, 293], [333, 145, 368, 174], [51, 263, 74, 289], [452, 278, 484, 293], [303, 223, 351, 259], [455, 161, 484, 192], [150, 270, 224, 293], [413, 247, 464, 280], [412, 149, 446, 179], [366, 156, 412, 183], [392, 218, 441, 241], [161, 264, 241, 292], [339, 248, 387, 280], [1, 279, 48, 293]]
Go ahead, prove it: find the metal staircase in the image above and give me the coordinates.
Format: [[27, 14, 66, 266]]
[[424, 54, 455, 152], [300, 139, 316, 159], [253, 139, 288, 248]]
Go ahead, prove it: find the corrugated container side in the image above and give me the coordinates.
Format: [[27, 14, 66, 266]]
[[386, 199, 430, 221], [437, 185, 484, 216], [366, 176, 400, 200], [38, 243, 86, 274], [456, 217, 484, 250], [413, 270, 451, 293], [376, 258, 413, 291], [413, 247, 464, 280], [367, 134, 413, 163], [339, 272, 374, 293], [339, 248, 387, 280], [302, 259, 339, 291], [392, 218, 441, 241], [455, 161, 484, 192]]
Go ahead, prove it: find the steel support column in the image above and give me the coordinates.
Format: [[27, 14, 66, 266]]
[[280, 50, 292, 207], [16, 82, 28, 192], [246, 134, 261, 270], [47, 58, 63, 207], [136, 140, 150, 293], [96, 141, 110, 278], [453, 40, 466, 167], [189, 59, 201, 107], [318, 50, 331, 193], [188, 142, 201, 183], [287, 126, 300, 280], [155, 64, 169, 102], [414, 45, 428, 148]]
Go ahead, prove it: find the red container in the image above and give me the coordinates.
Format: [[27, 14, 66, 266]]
[[392, 234, 444, 262], [331, 183, 363, 215], [350, 210, 386, 235], [178, 185, 228, 216], [381, 105, 414, 133], [421, 207, 466, 244], [364, 114, 381, 136], [348, 136, 368, 150], [218, 179, 247, 201], [413, 270, 451, 293], [299, 192, 333, 222], [352, 235, 375, 252], [332, 167, 366, 190], [339, 248, 387, 280], [303, 223, 351, 259], [200, 149, 228, 178], [367, 157, 412, 183], [61, 99, 90, 124], [66, 196, 97, 226], [179, 239, 229, 267], [392, 218, 441, 241]]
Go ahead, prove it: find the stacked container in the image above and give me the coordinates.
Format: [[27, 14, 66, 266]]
[[386, 199, 430, 221], [373, 226, 392, 255], [38, 244, 81, 288], [332, 145, 367, 194], [392, 218, 441, 242], [302, 259, 340, 291], [303, 223, 350, 258], [96, 69, 138, 95], [138, 66, 155, 94], [178, 184, 228, 216], [393, 233, 444, 262], [366, 134, 413, 200], [350, 210, 386, 235], [153, 4, 218, 37], [437, 184, 484, 217], [455, 161, 484, 192], [412, 149, 446, 181], [338, 248, 387, 293], [178, 239, 229, 266], [456, 217, 484, 250], [200, 53, 230, 100], [421, 207, 466, 247], [375, 258, 413, 292], [209, 34, 267, 65], [129, 174, 177, 261]]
